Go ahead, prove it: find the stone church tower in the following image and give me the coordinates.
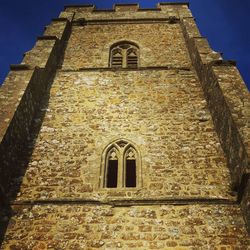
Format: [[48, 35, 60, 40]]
[[0, 2, 249, 249]]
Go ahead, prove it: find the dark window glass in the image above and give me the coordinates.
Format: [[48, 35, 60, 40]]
[[107, 160, 118, 188], [126, 159, 136, 187]]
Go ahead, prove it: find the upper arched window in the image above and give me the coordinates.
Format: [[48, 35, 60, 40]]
[[110, 42, 139, 68], [100, 139, 141, 188]]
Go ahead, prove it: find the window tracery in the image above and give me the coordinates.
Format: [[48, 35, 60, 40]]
[[100, 139, 141, 188], [110, 42, 139, 68]]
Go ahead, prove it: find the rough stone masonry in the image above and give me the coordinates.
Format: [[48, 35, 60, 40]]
[[0, 2, 249, 249]]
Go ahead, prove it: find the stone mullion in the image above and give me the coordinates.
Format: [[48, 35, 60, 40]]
[[122, 49, 127, 68], [123, 151, 127, 188], [117, 151, 123, 188]]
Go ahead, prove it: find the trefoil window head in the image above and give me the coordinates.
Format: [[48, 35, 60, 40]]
[[100, 139, 141, 188]]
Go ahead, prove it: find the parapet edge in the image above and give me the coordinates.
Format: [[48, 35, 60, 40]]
[[64, 2, 190, 11], [64, 4, 95, 10], [158, 2, 189, 7]]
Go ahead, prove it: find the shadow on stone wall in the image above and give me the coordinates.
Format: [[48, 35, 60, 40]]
[[0, 75, 55, 247]]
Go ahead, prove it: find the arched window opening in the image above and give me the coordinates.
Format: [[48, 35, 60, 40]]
[[101, 139, 141, 188], [106, 148, 118, 188], [127, 49, 138, 68], [110, 42, 139, 68], [111, 49, 123, 68], [125, 147, 137, 187]]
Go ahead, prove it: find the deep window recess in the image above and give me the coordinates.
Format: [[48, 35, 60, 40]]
[[110, 42, 139, 68], [101, 139, 141, 188], [125, 148, 137, 187], [106, 148, 118, 188], [107, 160, 118, 188]]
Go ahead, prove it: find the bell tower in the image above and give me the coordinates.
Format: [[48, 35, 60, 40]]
[[0, 2, 249, 249]]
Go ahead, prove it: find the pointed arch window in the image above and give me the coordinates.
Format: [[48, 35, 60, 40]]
[[106, 147, 119, 188], [111, 48, 123, 68], [110, 42, 139, 68], [125, 147, 137, 187], [100, 139, 141, 188], [127, 48, 138, 68]]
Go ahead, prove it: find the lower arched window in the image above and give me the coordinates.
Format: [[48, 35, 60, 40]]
[[106, 147, 119, 188], [100, 139, 141, 188], [125, 147, 137, 187]]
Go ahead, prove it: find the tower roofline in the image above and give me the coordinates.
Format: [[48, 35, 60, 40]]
[[114, 3, 139, 6], [64, 4, 95, 10], [64, 2, 190, 11], [158, 2, 189, 7]]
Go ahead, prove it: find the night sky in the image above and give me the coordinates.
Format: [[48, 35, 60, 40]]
[[0, 0, 249, 89]]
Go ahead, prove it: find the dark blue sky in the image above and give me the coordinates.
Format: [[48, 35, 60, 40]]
[[0, 0, 249, 89]]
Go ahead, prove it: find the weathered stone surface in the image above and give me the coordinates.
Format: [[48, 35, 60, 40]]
[[241, 176, 250, 232], [44, 20, 69, 40], [22, 39, 57, 68], [62, 23, 190, 69], [7, 70, 234, 201], [0, 2, 249, 249], [180, 7, 250, 231], [1, 205, 249, 249], [0, 13, 71, 207]]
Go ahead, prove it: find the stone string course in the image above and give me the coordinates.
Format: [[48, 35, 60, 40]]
[[0, 2, 249, 249]]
